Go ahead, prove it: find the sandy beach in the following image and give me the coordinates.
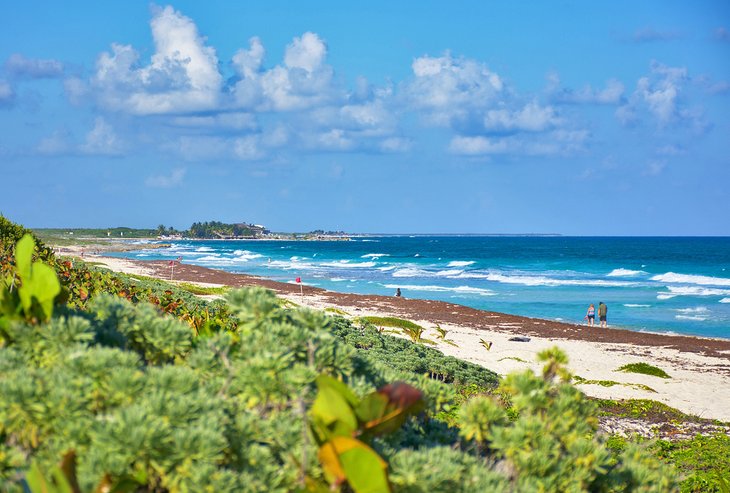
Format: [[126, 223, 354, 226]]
[[73, 251, 730, 424]]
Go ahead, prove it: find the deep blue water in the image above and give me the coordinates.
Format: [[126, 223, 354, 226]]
[[111, 236, 730, 339]]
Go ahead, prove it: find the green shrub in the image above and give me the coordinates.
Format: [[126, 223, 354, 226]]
[[617, 362, 671, 379]]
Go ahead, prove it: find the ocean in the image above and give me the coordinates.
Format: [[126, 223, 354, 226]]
[[111, 236, 730, 339]]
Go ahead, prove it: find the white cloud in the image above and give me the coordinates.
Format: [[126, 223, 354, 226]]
[[618, 61, 693, 127], [170, 112, 258, 130], [449, 136, 508, 155], [449, 128, 588, 157], [145, 168, 186, 188], [80, 117, 124, 155], [4, 54, 64, 78], [380, 137, 412, 153], [547, 73, 624, 104], [63, 77, 89, 105], [232, 32, 339, 112], [37, 130, 73, 155], [233, 135, 264, 160], [92, 5, 222, 114], [404, 52, 503, 125], [483, 101, 561, 132], [0, 80, 14, 106]]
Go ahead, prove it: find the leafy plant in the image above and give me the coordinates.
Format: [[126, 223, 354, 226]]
[[479, 338, 492, 351], [309, 375, 424, 492], [1, 235, 61, 341], [617, 362, 671, 379]]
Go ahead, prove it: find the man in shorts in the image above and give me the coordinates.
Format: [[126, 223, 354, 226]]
[[598, 302, 608, 328]]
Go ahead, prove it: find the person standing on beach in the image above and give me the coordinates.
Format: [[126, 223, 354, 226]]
[[585, 303, 595, 326], [598, 302, 608, 328]]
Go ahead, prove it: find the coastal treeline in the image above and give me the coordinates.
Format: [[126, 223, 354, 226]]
[[0, 214, 725, 491]]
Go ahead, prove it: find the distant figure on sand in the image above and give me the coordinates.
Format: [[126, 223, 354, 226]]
[[598, 302, 608, 327], [395, 288, 401, 297], [585, 303, 595, 326]]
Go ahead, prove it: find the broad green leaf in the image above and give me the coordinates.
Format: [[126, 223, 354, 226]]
[[15, 234, 34, 280], [355, 392, 389, 423], [316, 374, 359, 406], [311, 382, 358, 438], [318, 437, 390, 493], [28, 262, 61, 319], [337, 437, 390, 493]]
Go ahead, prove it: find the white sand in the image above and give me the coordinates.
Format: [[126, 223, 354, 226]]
[[282, 293, 730, 422]]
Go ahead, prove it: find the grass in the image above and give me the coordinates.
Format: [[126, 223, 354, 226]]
[[573, 375, 656, 393], [325, 307, 350, 316], [617, 362, 671, 379], [360, 316, 424, 331], [176, 282, 228, 296], [593, 398, 696, 422], [653, 434, 730, 493], [498, 356, 528, 363]]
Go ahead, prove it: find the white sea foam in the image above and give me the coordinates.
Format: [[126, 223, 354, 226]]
[[435, 269, 464, 277], [361, 253, 388, 258], [674, 307, 709, 314], [320, 261, 377, 268], [624, 304, 650, 308], [664, 286, 730, 297], [651, 272, 730, 287], [392, 268, 429, 278], [484, 273, 636, 287], [657, 294, 677, 300], [720, 298, 730, 303], [196, 254, 223, 261], [330, 278, 347, 282], [607, 268, 646, 277], [447, 260, 475, 267], [675, 315, 708, 321], [383, 284, 495, 296], [195, 246, 215, 252], [377, 265, 397, 272]]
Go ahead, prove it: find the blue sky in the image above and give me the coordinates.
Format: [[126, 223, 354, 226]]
[[1, 1, 729, 235]]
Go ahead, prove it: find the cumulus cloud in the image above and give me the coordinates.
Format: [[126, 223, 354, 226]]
[[617, 61, 701, 128], [547, 72, 624, 104], [80, 117, 124, 155], [449, 129, 588, 157], [92, 5, 222, 114], [233, 32, 340, 111], [404, 52, 504, 126], [483, 101, 561, 133], [0, 80, 14, 107], [4, 54, 64, 78], [145, 168, 186, 188]]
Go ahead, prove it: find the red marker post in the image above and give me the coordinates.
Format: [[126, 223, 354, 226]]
[[295, 277, 303, 298], [169, 257, 183, 281]]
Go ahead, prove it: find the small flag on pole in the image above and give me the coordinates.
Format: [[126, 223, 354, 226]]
[[295, 277, 301, 283], [295, 277, 303, 297]]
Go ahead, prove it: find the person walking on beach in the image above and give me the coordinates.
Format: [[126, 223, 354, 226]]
[[598, 301, 608, 328], [395, 288, 402, 297], [585, 303, 595, 326]]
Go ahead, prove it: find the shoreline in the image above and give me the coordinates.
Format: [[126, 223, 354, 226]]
[[65, 250, 730, 422]]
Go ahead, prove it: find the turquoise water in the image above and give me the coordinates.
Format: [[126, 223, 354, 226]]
[[111, 236, 730, 339]]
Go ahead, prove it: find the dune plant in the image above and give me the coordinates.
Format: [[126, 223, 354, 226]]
[[617, 362, 671, 379]]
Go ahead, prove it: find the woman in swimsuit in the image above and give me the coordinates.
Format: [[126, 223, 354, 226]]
[[586, 304, 595, 326]]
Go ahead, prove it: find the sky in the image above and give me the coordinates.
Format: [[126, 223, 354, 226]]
[[1, 1, 729, 235]]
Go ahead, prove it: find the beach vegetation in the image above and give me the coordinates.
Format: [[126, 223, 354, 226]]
[[498, 356, 528, 363], [617, 362, 671, 379], [324, 307, 349, 316], [358, 316, 436, 345], [432, 324, 459, 347], [479, 338, 493, 351], [574, 375, 657, 393], [175, 282, 228, 296], [0, 218, 703, 491], [652, 433, 730, 493]]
